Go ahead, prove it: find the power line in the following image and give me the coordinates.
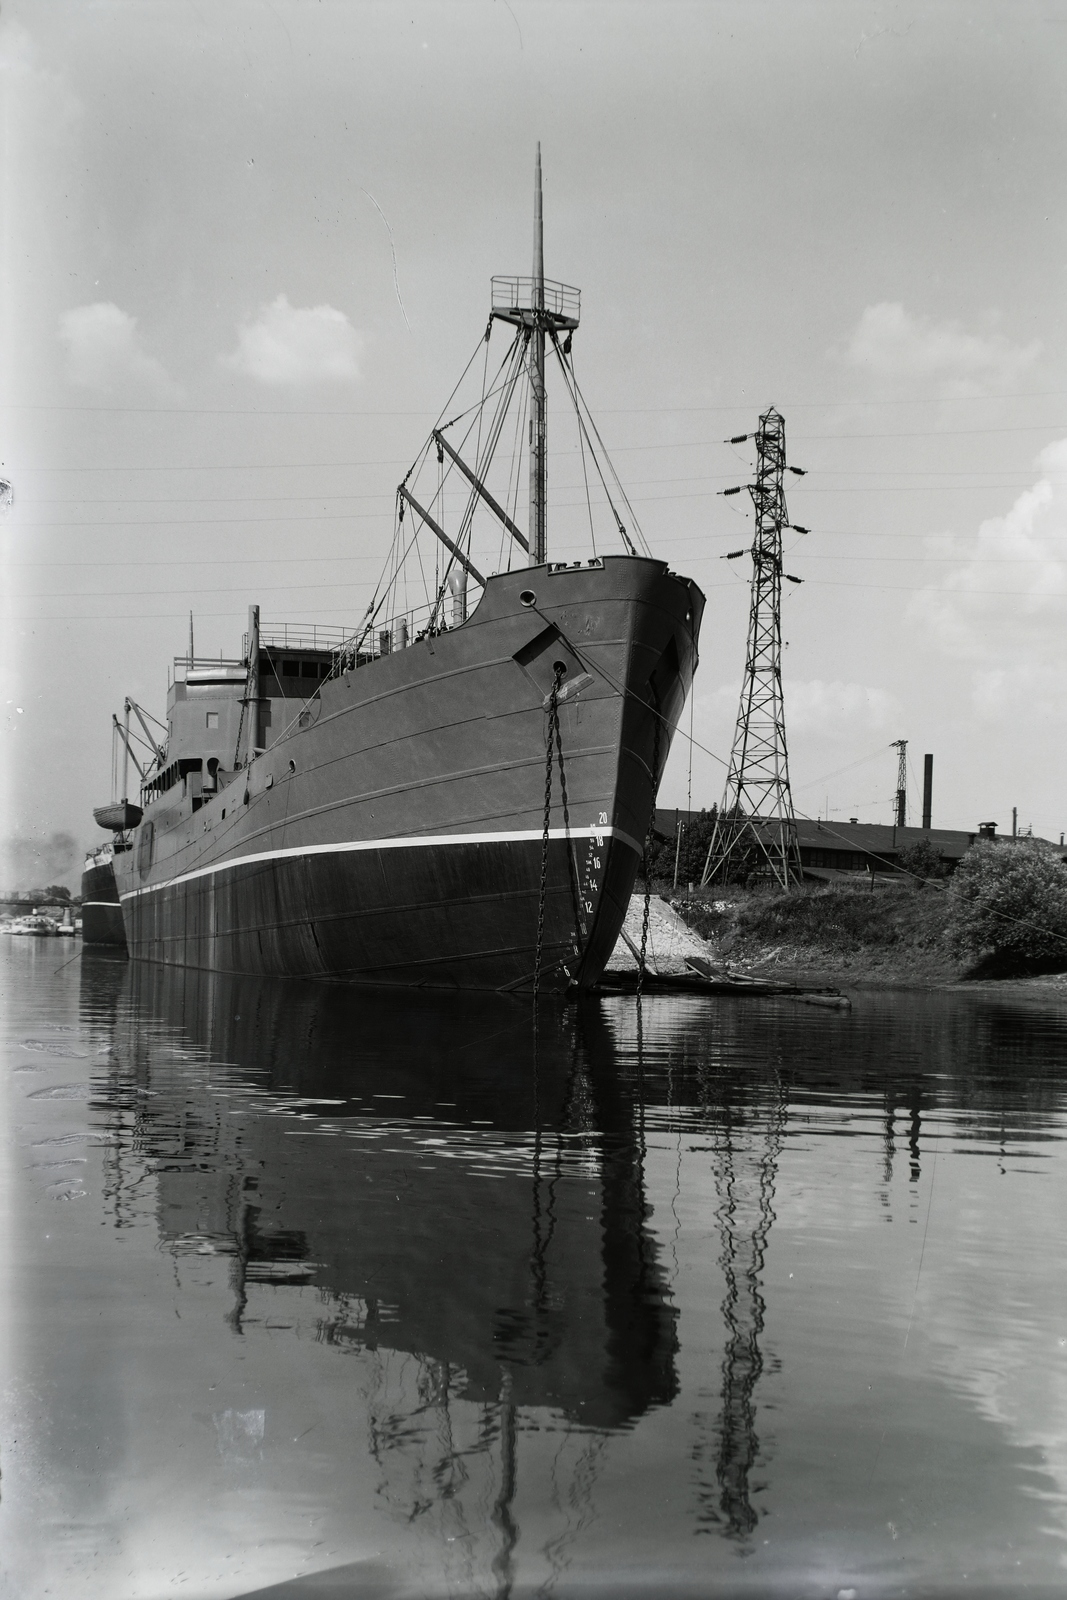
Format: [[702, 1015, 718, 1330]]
[[6, 389, 1067, 415], [5, 483, 1054, 535], [15, 544, 1064, 571], [14, 463, 1059, 506], [16, 439, 1067, 472]]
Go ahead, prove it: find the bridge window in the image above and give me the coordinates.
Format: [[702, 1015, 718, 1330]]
[[206, 712, 219, 729], [282, 660, 299, 676]]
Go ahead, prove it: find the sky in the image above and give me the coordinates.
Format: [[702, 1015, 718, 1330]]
[[3, 0, 1067, 887]]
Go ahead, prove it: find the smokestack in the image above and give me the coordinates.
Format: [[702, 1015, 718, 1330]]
[[922, 753, 933, 830]]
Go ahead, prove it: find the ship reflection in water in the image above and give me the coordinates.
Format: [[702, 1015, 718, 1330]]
[[11, 945, 1064, 1598], [98, 965, 680, 1425], [88, 959, 689, 1589], [79, 955, 790, 1584]]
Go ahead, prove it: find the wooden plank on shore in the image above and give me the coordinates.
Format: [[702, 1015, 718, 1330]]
[[593, 967, 848, 1004]]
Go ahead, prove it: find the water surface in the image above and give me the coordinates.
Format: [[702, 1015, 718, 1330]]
[[3, 941, 1067, 1598]]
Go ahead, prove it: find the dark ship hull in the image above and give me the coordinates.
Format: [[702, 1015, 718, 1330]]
[[113, 557, 702, 991], [81, 851, 127, 948]]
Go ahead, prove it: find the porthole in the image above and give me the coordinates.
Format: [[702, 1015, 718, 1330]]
[[266, 774, 274, 789], [519, 590, 536, 608], [288, 759, 296, 774]]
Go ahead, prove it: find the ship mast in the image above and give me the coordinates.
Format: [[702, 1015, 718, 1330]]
[[461, 150, 578, 576], [529, 144, 547, 566]]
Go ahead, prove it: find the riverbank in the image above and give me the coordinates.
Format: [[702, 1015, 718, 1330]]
[[649, 879, 1016, 989]]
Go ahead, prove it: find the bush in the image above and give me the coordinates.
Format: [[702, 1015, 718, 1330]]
[[895, 838, 944, 881], [735, 886, 904, 949], [646, 808, 718, 885], [947, 841, 1067, 968]]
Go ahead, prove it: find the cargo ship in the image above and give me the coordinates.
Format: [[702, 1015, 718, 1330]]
[[94, 154, 703, 991]]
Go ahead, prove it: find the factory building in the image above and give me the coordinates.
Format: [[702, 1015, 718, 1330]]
[[655, 812, 1067, 883]]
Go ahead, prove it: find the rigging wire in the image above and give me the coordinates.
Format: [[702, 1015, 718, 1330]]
[[507, 362, 531, 555], [426, 329, 528, 629], [574, 374, 598, 559], [555, 343, 652, 557], [476, 325, 512, 580], [549, 338, 638, 556], [453, 332, 527, 559]]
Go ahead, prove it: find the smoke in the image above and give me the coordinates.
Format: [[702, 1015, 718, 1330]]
[[1, 832, 80, 894]]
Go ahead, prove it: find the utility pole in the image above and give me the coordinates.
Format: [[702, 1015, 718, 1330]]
[[891, 740, 907, 828], [702, 407, 807, 889], [673, 812, 684, 889]]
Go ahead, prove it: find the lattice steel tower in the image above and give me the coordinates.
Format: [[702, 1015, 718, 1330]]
[[703, 407, 805, 889], [892, 739, 907, 828]]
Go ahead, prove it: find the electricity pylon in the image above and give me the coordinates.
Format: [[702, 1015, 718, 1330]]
[[892, 739, 907, 827], [702, 407, 806, 889]]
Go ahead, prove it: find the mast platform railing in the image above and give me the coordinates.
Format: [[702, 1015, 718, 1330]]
[[491, 275, 580, 329]]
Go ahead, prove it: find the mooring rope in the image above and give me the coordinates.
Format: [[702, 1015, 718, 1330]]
[[637, 700, 663, 1001]]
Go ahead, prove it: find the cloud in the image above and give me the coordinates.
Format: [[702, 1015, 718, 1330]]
[[0, 18, 38, 78], [786, 679, 902, 741], [58, 303, 178, 396], [970, 662, 1067, 725], [840, 302, 1040, 396], [910, 437, 1067, 719], [222, 295, 362, 386], [700, 677, 899, 758], [0, 17, 78, 118]]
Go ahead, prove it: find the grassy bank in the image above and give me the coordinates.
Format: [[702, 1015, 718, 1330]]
[[660, 879, 961, 985]]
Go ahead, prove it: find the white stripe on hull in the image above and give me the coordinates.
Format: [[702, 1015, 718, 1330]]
[[119, 823, 642, 903]]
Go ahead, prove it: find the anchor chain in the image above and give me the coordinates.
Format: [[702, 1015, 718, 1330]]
[[533, 664, 566, 1001], [637, 702, 663, 1000], [552, 677, 585, 947]]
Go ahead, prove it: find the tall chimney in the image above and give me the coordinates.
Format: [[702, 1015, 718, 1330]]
[[922, 753, 933, 830]]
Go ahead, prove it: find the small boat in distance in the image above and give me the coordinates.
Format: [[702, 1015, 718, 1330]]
[[97, 152, 704, 990], [3, 913, 62, 937]]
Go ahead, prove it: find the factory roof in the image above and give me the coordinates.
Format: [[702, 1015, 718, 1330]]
[[654, 810, 1065, 865]]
